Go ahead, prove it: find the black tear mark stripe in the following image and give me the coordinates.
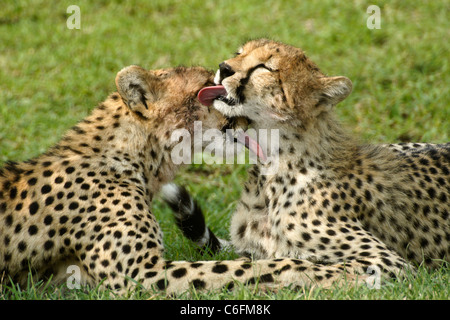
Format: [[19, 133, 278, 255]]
[[236, 64, 272, 103]]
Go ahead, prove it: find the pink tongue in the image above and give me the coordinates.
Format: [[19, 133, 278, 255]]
[[198, 85, 227, 106], [236, 131, 266, 161]]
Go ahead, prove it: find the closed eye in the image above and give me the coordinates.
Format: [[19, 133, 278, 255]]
[[243, 64, 274, 84], [254, 64, 274, 72], [237, 63, 275, 94], [235, 63, 275, 103]]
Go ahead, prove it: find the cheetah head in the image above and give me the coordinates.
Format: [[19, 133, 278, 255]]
[[116, 65, 233, 133], [198, 39, 352, 127], [115, 65, 253, 161]]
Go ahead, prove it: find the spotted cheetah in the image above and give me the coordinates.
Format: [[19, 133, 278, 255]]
[[1, 64, 348, 294], [163, 39, 449, 286]]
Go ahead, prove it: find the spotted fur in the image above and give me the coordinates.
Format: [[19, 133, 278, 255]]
[[0, 65, 351, 294], [167, 39, 449, 286]]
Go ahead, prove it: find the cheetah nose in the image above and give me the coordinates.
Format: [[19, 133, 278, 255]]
[[219, 62, 235, 82]]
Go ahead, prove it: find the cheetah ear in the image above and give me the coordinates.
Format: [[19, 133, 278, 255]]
[[115, 65, 161, 114], [317, 76, 352, 106]]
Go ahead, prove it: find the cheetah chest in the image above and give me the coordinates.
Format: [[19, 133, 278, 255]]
[[263, 168, 322, 256]]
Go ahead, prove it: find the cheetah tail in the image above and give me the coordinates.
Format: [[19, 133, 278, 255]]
[[160, 183, 224, 253]]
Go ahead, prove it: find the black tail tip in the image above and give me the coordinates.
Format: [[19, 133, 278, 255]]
[[161, 183, 206, 240], [160, 183, 223, 254]]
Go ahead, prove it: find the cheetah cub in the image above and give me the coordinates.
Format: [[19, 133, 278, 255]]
[[0, 64, 344, 294], [164, 39, 449, 287]]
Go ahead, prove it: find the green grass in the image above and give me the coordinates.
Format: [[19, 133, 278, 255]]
[[1, 260, 448, 300], [0, 0, 449, 300]]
